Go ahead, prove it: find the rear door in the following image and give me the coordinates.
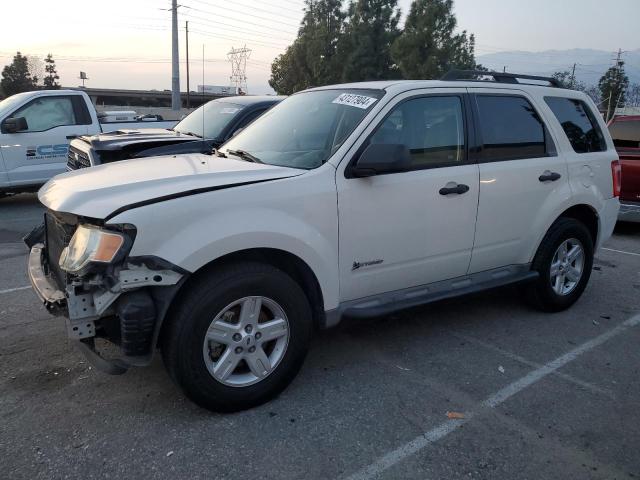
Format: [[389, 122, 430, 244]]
[[467, 88, 570, 273], [1, 95, 91, 186]]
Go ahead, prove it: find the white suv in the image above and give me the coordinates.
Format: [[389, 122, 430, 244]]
[[27, 72, 620, 412]]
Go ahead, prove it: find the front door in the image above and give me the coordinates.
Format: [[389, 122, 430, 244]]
[[336, 90, 480, 301], [1, 95, 89, 187]]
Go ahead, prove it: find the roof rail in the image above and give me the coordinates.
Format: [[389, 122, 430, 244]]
[[441, 70, 562, 88]]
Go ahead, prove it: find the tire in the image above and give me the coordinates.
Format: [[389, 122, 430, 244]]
[[161, 261, 313, 412], [524, 217, 594, 312]]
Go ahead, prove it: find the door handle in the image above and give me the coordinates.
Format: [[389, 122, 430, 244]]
[[66, 135, 79, 140], [538, 171, 561, 182], [439, 183, 470, 195]]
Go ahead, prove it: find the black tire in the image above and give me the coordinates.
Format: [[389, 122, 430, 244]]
[[161, 261, 313, 412], [524, 217, 594, 312]]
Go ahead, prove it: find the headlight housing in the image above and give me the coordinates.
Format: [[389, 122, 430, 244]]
[[59, 225, 125, 273]]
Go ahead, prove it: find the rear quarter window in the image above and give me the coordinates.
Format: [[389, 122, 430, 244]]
[[544, 97, 606, 153]]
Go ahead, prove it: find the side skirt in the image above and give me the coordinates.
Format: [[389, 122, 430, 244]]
[[324, 264, 538, 327]]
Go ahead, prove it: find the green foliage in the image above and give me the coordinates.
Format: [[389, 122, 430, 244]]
[[390, 0, 477, 79], [43, 53, 60, 89], [1, 52, 38, 97], [599, 62, 629, 116], [551, 70, 586, 91], [269, 0, 346, 95], [340, 0, 401, 82], [269, 0, 480, 93]]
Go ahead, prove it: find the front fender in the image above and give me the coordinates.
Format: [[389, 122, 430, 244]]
[[109, 168, 340, 310]]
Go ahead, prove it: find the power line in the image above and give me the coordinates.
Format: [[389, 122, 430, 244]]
[[182, 4, 299, 32], [181, 14, 295, 44], [189, 0, 303, 22]]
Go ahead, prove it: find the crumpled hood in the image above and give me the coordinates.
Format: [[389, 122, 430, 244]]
[[39, 153, 303, 220], [82, 128, 199, 151]]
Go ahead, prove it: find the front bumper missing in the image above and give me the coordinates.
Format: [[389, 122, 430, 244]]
[[28, 242, 186, 374]]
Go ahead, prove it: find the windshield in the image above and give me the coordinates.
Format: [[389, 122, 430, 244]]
[[174, 100, 245, 139], [221, 89, 384, 169]]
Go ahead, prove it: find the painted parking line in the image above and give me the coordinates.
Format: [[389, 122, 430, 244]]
[[343, 314, 640, 480], [0, 286, 31, 295], [449, 331, 616, 399], [601, 247, 640, 257]]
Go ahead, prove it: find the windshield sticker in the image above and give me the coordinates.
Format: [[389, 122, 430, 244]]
[[220, 107, 240, 114], [332, 93, 378, 110]]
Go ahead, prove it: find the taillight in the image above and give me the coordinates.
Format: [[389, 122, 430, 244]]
[[611, 160, 622, 197]]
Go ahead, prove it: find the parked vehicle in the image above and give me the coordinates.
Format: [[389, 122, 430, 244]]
[[27, 72, 620, 412], [608, 115, 640, 222], [67, 96, 284, 170], [0, 90, 176, 196]]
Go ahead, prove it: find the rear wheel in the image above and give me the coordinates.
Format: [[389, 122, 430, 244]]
[[524, 217, 594, 312], [161, 262, 313, 412]]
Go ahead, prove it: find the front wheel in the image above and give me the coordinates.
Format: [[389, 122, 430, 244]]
[[161, 262, 313, 412], [524, 217, 594, 312]]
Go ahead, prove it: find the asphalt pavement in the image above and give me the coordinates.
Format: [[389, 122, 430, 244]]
[[1, 193, 639, 480]]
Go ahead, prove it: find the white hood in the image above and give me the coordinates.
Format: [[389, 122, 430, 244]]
[[39, 153, 303, 219]]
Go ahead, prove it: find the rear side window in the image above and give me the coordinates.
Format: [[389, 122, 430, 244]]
[[475, 95, 547, 161], [545, 97, 606, 153]]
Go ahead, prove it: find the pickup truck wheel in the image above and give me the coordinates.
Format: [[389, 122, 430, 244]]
[[161, 262, 312, 412], [524, 217, 593, 312]]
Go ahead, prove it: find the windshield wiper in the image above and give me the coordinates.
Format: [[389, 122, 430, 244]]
[[226, 149, 263, 164], [176, 130, 203, 138]]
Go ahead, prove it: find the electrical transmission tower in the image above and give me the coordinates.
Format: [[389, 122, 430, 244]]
[[228, 46, 251, 94]]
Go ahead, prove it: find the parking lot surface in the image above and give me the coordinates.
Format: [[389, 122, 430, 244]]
[[1, 193, 639, 480]]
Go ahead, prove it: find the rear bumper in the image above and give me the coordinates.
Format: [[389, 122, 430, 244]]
[[618, 201, 640, 223]]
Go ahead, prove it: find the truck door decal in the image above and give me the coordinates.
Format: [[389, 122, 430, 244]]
[[26, 144, 69, 159]]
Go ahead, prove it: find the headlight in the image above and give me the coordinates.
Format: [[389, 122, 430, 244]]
[[59, 225, 125, 273]]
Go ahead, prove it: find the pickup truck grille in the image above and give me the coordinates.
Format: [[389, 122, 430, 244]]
[[44, 213, 75, 288], [67, 145, 91, 170]]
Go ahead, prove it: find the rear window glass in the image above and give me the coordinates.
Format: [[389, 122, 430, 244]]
[[608, 118, 640, 148], [475, 95, 547, 161], [545, 97, 606, 153]]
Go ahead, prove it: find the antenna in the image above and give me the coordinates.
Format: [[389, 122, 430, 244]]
[[228, 45, 251, 95], [202, 44, 206, 153]]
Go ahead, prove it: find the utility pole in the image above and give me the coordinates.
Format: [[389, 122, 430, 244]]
[[171, 0, 181, 111], [185, 20, 190, 109]]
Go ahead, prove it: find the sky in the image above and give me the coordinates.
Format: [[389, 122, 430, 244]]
[[0, 0, 638, 94]]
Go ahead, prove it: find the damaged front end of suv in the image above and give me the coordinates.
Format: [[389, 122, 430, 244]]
[[26, 211, 186, 374]]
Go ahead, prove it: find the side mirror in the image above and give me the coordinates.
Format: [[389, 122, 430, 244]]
[[351, 143, 412, 178], [1, 117, 28, 134]]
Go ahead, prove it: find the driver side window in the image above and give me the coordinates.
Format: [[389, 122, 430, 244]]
[[9, 96, 77, 132], [370, 95, 466, 169]]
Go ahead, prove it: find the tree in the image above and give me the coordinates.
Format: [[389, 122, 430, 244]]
[[27, 55, 43, 86], [0, 52, 38, 97], [627, 83, 640, 107], [584, 85, 601, 106], [269, 0, 346, 94], [390, 0, 477, 79], [599, 61, 629, 120], [551, 70, 586, 91], [43, 54, 60, 89], [340, 0, 401, 82]]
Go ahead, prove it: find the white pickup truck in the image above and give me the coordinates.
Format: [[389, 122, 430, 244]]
[[0, 89, 176, 197]]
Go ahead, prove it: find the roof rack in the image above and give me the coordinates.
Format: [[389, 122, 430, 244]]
[[441, 70, 562, 88]]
